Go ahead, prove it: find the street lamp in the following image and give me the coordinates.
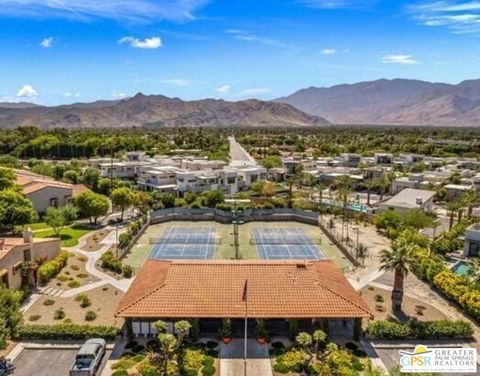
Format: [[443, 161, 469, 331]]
[[225, 198, 250, 260]]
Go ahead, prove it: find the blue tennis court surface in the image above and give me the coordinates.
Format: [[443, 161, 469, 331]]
[[252, 227, 324, 260], [149, 227, 216, 260]]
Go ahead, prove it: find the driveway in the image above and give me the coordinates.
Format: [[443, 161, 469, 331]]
[[220, 339, 272, 376], [13, 348, 111, 376]]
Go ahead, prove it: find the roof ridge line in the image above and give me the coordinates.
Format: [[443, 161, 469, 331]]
[[315, 278, 373, 317], [116, 282, 166, 316]]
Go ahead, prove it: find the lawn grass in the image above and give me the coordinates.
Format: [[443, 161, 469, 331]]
[[34, 225, 93, 247], [25, 222, 51, 231]]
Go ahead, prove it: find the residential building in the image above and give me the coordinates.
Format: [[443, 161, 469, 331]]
[[374, 153, 393, 165], [136, 166, 180, 193], [444, 184, 474, 202], [98, 161, 155, 179], [463, 224, 480, 257], [340, 153, 361, 168], [116, 260, 372, 338], [0, 229, 61, 290], [15, 170, 88, 213], [378, 188, 435, 213]]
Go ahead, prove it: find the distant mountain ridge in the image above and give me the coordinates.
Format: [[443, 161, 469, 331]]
[[0, 93, 329, 128], [276, 78, 480, 127]]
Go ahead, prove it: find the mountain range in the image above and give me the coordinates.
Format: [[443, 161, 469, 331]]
[[276, 78, 480, 127], [0, 93, 328, 129], [2, 78, 480, 128]]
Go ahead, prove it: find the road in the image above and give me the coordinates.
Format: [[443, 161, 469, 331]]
[[228, 136, 256, 166], [13, 348, 111, 376]]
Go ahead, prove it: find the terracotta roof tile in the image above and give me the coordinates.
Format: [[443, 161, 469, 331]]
[[116, 260, 372, 319]]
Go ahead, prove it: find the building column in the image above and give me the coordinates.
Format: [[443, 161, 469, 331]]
[[353, 318, 362, 341]]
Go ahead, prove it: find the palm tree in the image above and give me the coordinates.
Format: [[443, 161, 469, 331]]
[[379, 237, 416, 312], [312, 329, 327, 355], [462, 189, 479, 219], [446, 199, 462, 229], [363, 179, 377, 207], [356, 243, 369, 266]]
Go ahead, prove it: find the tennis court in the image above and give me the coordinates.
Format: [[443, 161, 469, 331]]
[[252, 227, 324, 260], [149, 227, 217, 260]]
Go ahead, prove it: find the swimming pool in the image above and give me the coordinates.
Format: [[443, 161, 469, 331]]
[[320, 198, 368, 213], [451, 261, 471, 276]]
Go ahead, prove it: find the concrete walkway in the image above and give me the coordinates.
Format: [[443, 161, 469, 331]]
[[220, 339, 272, 376], [21, 226, 133, 313]]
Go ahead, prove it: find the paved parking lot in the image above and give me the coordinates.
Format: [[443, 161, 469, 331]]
[[13, 348, 111, 376]]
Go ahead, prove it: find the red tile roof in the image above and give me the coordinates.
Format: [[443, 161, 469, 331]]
[[116, 260, 372, 319]]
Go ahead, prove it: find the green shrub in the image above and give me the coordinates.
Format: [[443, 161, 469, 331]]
[[112, 371, 128, 376], [70, 265, 80, 271], [202, 364, 215, 376], [17, 324, 119, 340], [367, 319, 474, 339], [54, 308, 65, 320], [122, 264, 133, 278], [38, 251, 69, 284], [57, 274, 68, 282], [67, 280, 80, 288], [43, 299, 55, 306], [273, 362, 289, 373], [28, 315, 41, 322], [75, 294, 91, 308], [77, 273, 88, 278], [202, 355, 214, 367], [100, 251, 123, 274], [182, 348, 203, 375], [85, 311, 97, 321]]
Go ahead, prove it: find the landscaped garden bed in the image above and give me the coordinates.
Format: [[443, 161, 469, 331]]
[[42, 252, 98, 290], [24, 285, 124, 326], [360, 285, 448, 321], [82, 229, 111, 252]]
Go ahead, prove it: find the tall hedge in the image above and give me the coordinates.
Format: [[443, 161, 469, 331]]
[[18, 324, 119, 340], [37, 250, 69, 284], [367, 319, 473, 340]]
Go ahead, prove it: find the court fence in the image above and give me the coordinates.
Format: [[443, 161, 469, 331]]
[[149, 207, 360, 267], [150, 207, 319, 225]]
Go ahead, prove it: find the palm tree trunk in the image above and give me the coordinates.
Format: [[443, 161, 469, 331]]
[[367, 189, 371, 206], [449, 211, 454, 230], [392, 268, 404, 312]]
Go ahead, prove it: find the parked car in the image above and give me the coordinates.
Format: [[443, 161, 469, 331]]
[[0, 358, 15, 376], [69, 339, 106, 376]]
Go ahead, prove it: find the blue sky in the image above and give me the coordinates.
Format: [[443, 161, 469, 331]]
[[1, 0, 480, 105]]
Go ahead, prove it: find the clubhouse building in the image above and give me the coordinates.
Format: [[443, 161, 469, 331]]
[[116, 260, 372, 339]]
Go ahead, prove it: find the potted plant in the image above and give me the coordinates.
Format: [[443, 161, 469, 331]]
[[218, 319, 232, 344], [255, 319, 268, 344]]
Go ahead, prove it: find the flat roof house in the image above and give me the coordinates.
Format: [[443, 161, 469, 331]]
[[116, 260, 372, 339], [463, 223, 480, 257], [378, 188, 435, 213], [0, 229, 61, 289]]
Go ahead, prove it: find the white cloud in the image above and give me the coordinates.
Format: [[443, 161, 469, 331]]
[[299, 0, 379, 9], [40, 37, 54, 48], [112, 91, 127, 99], [381, 54, 419, 65], [237, 88, 272, 97], [0, 0, 208, 23], [64, 92, 81, 97], [16, 84, 38, 98], [322, 48, 336, 55], [159, 78, 189, 87], [408, 1, 480, 35], [226, 29, 289, 49], [119, 36, 162, 49], [215, 84, 231, 95]]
